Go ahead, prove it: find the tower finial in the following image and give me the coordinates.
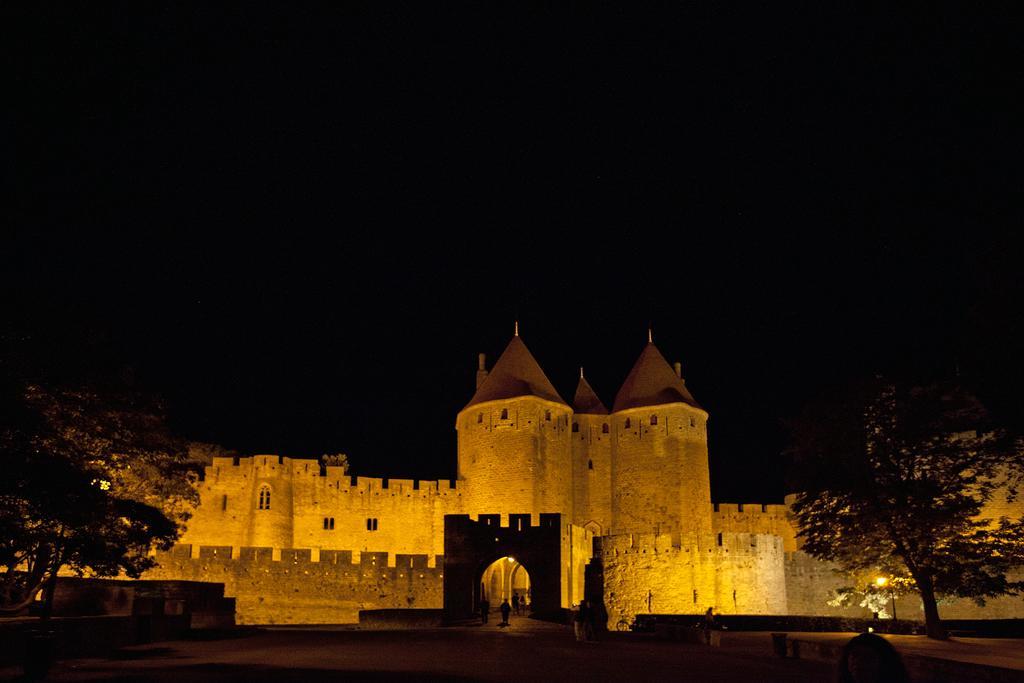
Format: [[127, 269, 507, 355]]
[[580, 366, 584, 379], [648, 327, 653, 344], [514, 320, 519, 337]]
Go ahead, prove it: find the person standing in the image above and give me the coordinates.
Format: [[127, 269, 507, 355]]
[[512, 592, 520, 616], [480, 597, 490, 625], [573, 603, 585, 642], [582, 600, 595, 642], [702, 607, 717, 645], [500, 599, 511, 626]]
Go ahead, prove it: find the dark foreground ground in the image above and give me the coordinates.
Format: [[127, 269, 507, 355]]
[[2, 621, 834, 683]]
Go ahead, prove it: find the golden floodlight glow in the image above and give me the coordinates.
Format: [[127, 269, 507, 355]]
[[508, 557, 515, 563], [876, 577, 888, 587]]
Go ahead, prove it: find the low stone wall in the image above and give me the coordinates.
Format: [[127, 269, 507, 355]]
[[51, 577, 235, 628], [144, 544, 444, 625], [633, 613, 921, 634], [0, 614, 191, 667], [787, 636, 1024, 683], [357, 608, 445, 629]]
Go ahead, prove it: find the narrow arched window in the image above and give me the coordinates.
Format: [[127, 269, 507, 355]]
[[624, 418, 631, 429], [545, 410, 551, 422], [650, 415, 658, 425], [477, 413, 483, 423], [258, 485, 271, 510], [602, 423, 609, 434], [500, 408, 508, 420], [588, 459, 593, 470], [572, 422, 579, 433]]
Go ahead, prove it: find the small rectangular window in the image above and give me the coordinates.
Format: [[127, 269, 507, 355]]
[[572, 422, 579, 433], [500, 408, 508, 420], [738, 504, 744, 512], [222, 494, 228, 511], [650, 415, 658, 425], [717, 533, 723, 546], [477, 413, 483, 423], [602, 423, 609, 434], [545, 410, 551, 421], [330, 517, 335, 530], [367, 518, 378, 531]]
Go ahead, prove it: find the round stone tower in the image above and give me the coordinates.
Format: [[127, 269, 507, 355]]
[[571, 370, 613, 535], [609, 339, 712, 548], [456, 331, 574, 522]]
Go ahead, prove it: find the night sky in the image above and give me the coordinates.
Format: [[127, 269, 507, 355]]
[[6, 4, 1022, 503]]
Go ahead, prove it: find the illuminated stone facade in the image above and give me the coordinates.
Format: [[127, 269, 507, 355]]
[[145, 332, 1024, 625]]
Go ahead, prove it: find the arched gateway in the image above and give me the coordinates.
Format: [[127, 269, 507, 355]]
[[442, 513, 592, 622]]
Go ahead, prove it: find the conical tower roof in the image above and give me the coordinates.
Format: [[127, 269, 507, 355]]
[[573, 372, 608, 415], [464, 335, 567, 409], [612, 342, 700, 412]]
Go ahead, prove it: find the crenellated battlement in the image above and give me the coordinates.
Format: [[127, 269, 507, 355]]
[[204, 456, 459, 494], [158, 544, 444, 570], [449, 512, 565, 531], [712, 502, 790, 515], [710, 501, 798, 552], [599, 531, 784, 558]]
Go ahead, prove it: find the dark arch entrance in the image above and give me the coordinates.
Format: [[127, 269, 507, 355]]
[[443, 513, 568, 622]]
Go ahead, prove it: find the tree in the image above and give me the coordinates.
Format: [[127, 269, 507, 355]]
[[0, 381, 199, 615], [786, 377, 1024, 639], [320, 453, 349, 472], [826, 572, 916, 620]]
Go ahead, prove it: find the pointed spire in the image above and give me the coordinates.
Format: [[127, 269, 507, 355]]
[[475, 353, 489, 389], [648, 327, 653, 344], [514, 320, 519, 337], [573, 373, 608, 415], [613, 341, 700, 412], [464, 333, 566, 409]]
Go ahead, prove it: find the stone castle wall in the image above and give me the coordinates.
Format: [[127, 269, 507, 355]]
[[456, 397, 573, 522], [599, 530, 787, 628], [712, 502, 799, 552], [144, 544, 443, 625], [610, 404, 712, 545], [784, 551, 858, 616], [980, 464, 1024, 528], [181, 456, 464, 558]]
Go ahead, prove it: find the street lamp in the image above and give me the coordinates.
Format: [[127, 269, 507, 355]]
[[875, 577, 896, 621]]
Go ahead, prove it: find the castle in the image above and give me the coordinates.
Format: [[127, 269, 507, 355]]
[[145, 330, 1024, 625]]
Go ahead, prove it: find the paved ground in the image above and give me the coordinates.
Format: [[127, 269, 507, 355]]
[[3, 621, 836, 682]]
